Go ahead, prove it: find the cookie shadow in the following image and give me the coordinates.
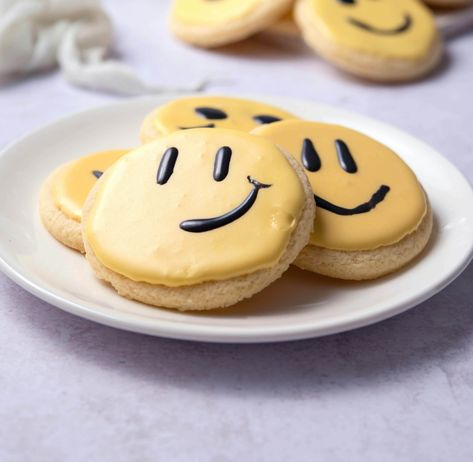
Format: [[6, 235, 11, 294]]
[[198, 211, 442, 318], [210, 33, 311, 62]]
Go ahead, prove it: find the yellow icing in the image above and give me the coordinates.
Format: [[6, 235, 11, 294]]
[[86, 129, 305, 287], [149, 96, 297, 137], [252, 121, 426, 251], [52, 150, 129, 222], [173, 0, 262, 25], [307, 0, 438, 60]]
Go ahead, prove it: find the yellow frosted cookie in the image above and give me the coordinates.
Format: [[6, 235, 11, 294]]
[[39, 149, 128, 252], [170, 0, 294, 47], [140, 96, 297, 144], [295, 0, 443, 82], [252, 120, 432, 280], [82, 129, 315, 311]]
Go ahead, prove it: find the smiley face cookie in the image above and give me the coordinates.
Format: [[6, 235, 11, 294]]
[[252, 120, 432, 280], [170, 0, 294, 48], [82, 129, 315, 310], [140, 96, 297, 144], [40, 149, 128, 252], [295, 0, 443, 82]]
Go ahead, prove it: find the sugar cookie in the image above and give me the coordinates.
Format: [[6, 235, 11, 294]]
[[295, 0, 443, 82], [39, 149, 128, 252], [140, 96, 297, 144], [170, 0, 294, 48], [82, 129, 315, 310], [252, 120, 432, 280]]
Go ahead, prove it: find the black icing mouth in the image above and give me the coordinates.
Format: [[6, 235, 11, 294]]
[[315, 185, 390, 216], [180, 176, 271, 233], [179, 123, 216, 130], [347, 14, 412, 35]]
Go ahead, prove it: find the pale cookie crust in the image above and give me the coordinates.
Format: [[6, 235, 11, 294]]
[[295, 205, 433, 281], [82, 151, 315, 311], [39, 167, 84, 253], [294, 0, 444, 82], [170, 0, 294, 48]]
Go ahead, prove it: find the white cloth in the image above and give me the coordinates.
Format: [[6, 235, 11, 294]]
[[0, 0, 205, 95]]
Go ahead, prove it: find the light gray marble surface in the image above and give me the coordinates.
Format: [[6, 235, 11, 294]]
[[1, 1, 472, 461]]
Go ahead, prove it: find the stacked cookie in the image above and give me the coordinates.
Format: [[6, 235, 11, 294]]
[[40, 96, 432, 311], [169, 0, 471, 82]]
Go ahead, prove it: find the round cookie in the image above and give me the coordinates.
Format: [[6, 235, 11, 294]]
[[140, 96, 298, 144], [252, 120, 432, 280], [294, 0, 443, 82], [39, 149, 128, 252], [170, 0, 294, 48], [82, 129, 315, 311]]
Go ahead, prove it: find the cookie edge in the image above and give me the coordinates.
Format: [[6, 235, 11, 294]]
[[295, 203, 433, 280], [39, 167, 85, 253], [170, 0, 294, 48]]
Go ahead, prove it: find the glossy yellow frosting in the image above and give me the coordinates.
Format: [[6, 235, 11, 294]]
[[308, 0, 437, 60], [173, 0, 262, 25], [149, 96, 297, 136], [52, 149, 129, 222], [86, 129, 306, 286], [252, 120, 426, 251]]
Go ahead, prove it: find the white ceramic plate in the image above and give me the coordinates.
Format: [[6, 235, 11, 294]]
[[1, 95, 472, 343]]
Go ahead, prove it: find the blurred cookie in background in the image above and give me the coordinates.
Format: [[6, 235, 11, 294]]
[[170, 0, 294, 47], [294, 0, 443, 82]]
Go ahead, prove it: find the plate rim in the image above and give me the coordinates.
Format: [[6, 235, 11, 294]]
[[0, 94, 472, 343]]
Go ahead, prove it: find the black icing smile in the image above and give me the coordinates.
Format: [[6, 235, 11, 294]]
[[314, 185, 390, 216], [179, 123, 216, 130], [348, 14, 412, 35], [178, 106, 225, 129], [180, 176, 271, 233]]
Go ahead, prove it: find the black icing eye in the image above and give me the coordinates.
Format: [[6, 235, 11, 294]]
[[337, 0, 356, 5], [157, 147, 179, 185], [213, 146, 232, 182], [301, 139, 321, 172], [195, 107, 228, 120], [92, 170, 103, 179], [253, 115, 282, 125], [335, 139, 357, 173]]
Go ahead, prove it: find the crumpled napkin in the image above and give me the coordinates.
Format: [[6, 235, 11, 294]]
[[0, 0, 205, 95]]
